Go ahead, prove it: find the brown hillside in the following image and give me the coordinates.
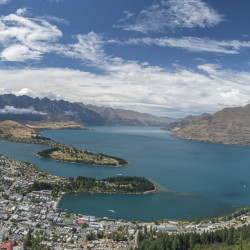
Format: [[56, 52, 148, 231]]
[[0, 120, 41, 139], [172, 105, 250, 146]]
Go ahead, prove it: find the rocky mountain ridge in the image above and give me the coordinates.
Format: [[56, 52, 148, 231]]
[[0, 94, 170, 126]]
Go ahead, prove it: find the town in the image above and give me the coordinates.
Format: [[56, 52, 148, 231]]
[[0, 154, 250, 249]]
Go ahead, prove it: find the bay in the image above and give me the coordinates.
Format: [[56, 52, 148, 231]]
[[0, 126, 250, 221]]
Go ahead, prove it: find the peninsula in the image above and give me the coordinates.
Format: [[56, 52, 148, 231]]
[[0, 120, 42, 139], [31, 176, 155, 195], [0, 120, 88, 147], [0, 120, 128, 167], [37, 145, 128, 166], [0, 120, 89, 140]]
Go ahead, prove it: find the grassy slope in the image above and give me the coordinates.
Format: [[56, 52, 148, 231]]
[[0, 120, 41, 139], [38, 146, 128, 166], [172, 104, 250, 146]]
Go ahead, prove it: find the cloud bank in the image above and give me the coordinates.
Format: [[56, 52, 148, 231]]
[[0, 106, 45, 115], [1, 63, 250, 117]]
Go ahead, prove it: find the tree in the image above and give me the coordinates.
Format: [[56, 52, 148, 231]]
[[235, 234, 246, 250], [23, 230, 32, 249], [189, 233, 195, 249], [226, 227, 234, 245], [144, 225, 147, 236], [137, 230, 143, 245]]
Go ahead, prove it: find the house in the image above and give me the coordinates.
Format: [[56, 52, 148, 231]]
[[156, 226, 177, 231], [77, 220, 85, 226], [1, 242, 14, 250]]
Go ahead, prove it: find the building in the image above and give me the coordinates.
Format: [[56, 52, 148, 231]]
[[1, 242, 14, 250], [78, 220, 86, 226]]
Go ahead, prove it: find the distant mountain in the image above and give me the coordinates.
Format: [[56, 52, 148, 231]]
[[160, 117, 178, 124], [0, 94, 169, 126], [162, 113, 211, 131], [171, 105, 250, 146]]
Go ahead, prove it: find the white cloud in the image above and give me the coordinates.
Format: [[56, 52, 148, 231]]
[[115, 0, 223, 33], [118, 11, 135, 22], [16, 8, 28, 16], [59, 32, 161, 72], [0, 88, 6, 94], [48, 0, 64, 2], [0, 106, 45, 115], [0, 13, 62, 61], [166, 0, 223, 29], [40, 15, 69, 25], [16, 88, 36, 97], [117, 37, 250, 54], [0, 0, 10, 5], [60, 32, 107, 65], [1, 45, 42, 61], [1, 63, 250, 117], [65, 111, 77, 116], [0, 12, 94, 63]]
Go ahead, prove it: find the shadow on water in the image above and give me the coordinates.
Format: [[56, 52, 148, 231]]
[[149, 178, 200, 197]]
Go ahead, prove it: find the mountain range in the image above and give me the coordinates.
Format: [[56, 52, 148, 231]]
[[2, 94, 250, 146], [0, 94, 170, 126]]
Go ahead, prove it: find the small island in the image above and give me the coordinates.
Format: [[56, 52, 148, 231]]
[[37, 145, 128, 167]]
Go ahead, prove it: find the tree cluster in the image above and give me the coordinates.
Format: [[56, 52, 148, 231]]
[[136, 225, 250, 250], [30, 176, 155, 196]]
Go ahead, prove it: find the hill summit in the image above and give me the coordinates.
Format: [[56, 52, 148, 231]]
[[171, 104, 250, 146]]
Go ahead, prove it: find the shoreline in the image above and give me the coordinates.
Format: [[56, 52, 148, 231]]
[[56, 187, 157, 210], [60, 186, 157, 197], [58, 190, 250, 224], [2, 130, 249, 224], [169, 131, 250, 147], [55, 195, 63, 210]]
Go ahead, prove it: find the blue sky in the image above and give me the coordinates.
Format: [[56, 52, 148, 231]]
[[0, 0, 250, 117]]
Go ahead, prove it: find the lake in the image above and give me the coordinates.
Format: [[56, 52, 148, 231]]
[[0, 126, 250, 221]]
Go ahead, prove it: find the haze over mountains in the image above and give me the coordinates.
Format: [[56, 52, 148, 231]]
[[0, 94, 169, 126]]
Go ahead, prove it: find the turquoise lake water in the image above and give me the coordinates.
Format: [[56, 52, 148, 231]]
[[0, 126, 250, 221]]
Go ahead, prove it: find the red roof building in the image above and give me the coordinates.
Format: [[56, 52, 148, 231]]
[[1, 242, 14, 250], [78, 219, 86, 226]]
